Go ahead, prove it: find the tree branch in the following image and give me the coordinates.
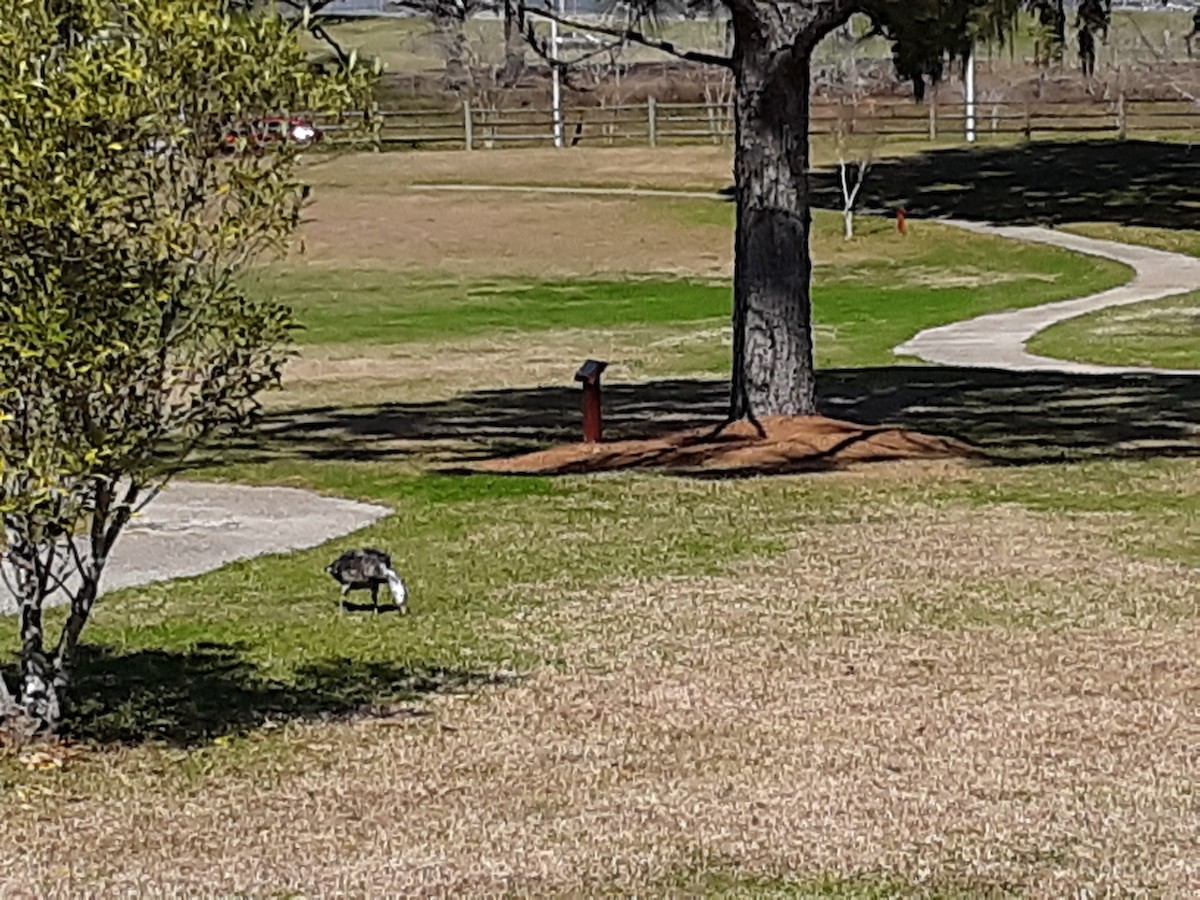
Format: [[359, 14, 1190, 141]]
[[276, 0, 353, 66], [518, 4, 733, 68]]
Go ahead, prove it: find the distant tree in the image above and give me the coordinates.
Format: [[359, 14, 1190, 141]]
[[389, 0, 492, 89], [0, 0, 375, 739], [818, 18, 880, 241]]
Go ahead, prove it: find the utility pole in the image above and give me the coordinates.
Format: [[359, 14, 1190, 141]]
[[965, 43, 976, 143], [550, 0, 564, 148]]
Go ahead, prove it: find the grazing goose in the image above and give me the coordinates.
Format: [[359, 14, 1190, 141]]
[[326, 547, 409, 614]]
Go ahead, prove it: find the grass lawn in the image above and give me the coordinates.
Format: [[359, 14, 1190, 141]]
[[260, 150, 1130, 405], [1060, 221, 1200, 259], [2, 145, 1198, 896], [1028, 291, 1200, 370]]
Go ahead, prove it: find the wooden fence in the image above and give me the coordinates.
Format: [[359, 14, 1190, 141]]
[[315, 97, 1200, 150]]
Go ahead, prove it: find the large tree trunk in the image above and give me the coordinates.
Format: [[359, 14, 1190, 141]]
[[728, 11, 823, 419]]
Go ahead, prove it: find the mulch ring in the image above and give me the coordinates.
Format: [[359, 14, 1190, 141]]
[[474, 415, 985, 476]]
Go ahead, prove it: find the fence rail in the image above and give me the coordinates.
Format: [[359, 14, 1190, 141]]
[[314, 97, 1200, 150]]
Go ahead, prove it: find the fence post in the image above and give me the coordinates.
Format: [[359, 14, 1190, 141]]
[[1116, 90, 1127, 139], [928, 91, 938, 141], [463, 100, 474, 151], [647, 96, 657, 148]]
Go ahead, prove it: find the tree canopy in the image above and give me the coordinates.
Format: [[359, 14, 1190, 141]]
[[0, 0, 374, 737]]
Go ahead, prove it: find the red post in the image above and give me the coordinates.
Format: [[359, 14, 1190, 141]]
[[581, 382, 602, 443], [574, 359, 609, 444], [897, 207, 908, 235]]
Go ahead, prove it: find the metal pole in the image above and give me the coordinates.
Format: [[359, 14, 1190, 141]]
[[550, 1, 564, 149], [965, 44, 976, 143]]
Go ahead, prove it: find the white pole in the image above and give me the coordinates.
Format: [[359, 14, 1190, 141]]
[[965, 43, 976, 143], [550, 2, 564, 149]]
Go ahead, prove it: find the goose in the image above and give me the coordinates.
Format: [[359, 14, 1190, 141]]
[[326, 547, 409, 614]]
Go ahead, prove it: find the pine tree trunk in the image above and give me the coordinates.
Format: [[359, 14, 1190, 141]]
[[728, 15, 819, 419]]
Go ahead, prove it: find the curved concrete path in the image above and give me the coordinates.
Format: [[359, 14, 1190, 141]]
[[896, 220, 1200, 375], [0, 482, 391, 615]]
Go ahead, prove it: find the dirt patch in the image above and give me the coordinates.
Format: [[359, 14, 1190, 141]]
[[476, 414, 982, 475]]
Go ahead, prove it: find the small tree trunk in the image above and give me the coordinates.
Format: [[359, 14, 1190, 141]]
[[4, 542, 63, 735], [729, 17, 819, 419], [499, 8, 526, 88], [435, 13, 471, 93], [53, 483, 125, 700], [53, 573, 100, 697], [843, 207, 854, 240]]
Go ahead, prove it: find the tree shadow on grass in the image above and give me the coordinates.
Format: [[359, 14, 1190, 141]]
[[807, 138, 1200, 229], [5, 643, 515, 747], [212, 366, 1199, 469]]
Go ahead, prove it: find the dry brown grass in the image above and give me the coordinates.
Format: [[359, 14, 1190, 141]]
[[291, 151, 984, 277], [302, 146, 735, 194], [3, 506, 1196, 896], [292, 190, 733, 276], [273, 326, 727, 407]]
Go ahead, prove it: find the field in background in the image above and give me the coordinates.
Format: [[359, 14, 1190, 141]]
[[305, 10, 1200, 77], [299, 9, 1200, 152], [2, 142, 1197, 895]]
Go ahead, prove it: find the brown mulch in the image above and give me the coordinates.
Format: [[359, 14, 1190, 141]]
[[477, 415, 984, 475]]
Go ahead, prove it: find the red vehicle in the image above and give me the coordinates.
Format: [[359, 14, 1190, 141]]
[[220, 116, 322, 153]]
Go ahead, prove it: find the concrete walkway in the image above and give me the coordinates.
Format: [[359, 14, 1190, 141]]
[[895, 220, 1200, 375], [0, 482, 391, 615]]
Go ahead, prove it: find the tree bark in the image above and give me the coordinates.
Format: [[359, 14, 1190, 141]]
[[53, 573, 99, 698], [728, 10, 823, 419], [4, 541, 62, 735]]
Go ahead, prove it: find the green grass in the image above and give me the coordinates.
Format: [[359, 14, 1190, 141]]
[[1027, 292, 1200, 370], [21, 452, 1185, 748], [257, 272, 733, 345], [917, 457, 1200, 568], [1058, 223, 1200, 258], [262, 210, 1130, 371]]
